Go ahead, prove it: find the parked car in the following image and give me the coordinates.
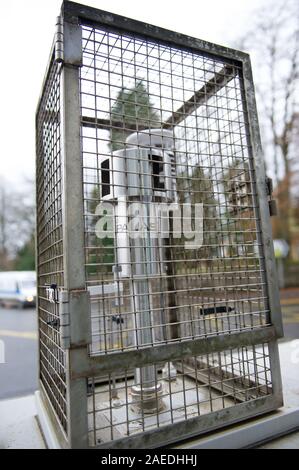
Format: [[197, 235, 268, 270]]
[[0, 271, 36, 308]]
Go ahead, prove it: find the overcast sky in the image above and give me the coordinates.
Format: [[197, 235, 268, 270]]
[[0, 0, 267, 187]]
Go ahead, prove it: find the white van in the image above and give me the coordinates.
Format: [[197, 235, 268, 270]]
[[0, 271, 36, 308]]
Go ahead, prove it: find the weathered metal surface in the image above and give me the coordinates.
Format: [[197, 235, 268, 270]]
[[62, 1, 249, 63], [71, 326, 276, 378], [95, 395, 282, 449], [60, 21, 90, 447], [241, 56, 283, 338]]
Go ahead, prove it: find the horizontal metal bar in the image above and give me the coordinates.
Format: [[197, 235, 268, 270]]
[[71, 325, 276, 378], [63, 1, 249, 64], [95, 393, 282, 449], [81, 115, 149, 131], [179, 407, 299, 449]]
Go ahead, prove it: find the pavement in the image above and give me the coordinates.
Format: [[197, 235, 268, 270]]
[[0, 307, 38, 399], [280, 288, 299, 339], [0, 394, 45, 449], [259, 429, 299, 449]]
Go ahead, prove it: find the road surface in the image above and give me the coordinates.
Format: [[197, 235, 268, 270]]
[[0, 307, 38, 400]]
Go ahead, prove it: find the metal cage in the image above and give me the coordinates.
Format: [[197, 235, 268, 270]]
[[36, 0, 283, 449]]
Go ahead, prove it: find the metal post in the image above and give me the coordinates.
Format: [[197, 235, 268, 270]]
[[131, 233, 163, 413], [240, 56, 283, 408], [241, 56, 283, 339], [61, 19, 90, 448], [130, 163, 163, 413]]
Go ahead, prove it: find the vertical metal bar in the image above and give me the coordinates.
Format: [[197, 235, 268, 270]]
[[240, 55, 283, 404], [130, 159, 163, 413], [35, 103, 42, 410], [237, 68, 270, 329], [61, 19, 89, 448], [241, 56, 283, 339], [268, 340, 283, 406]]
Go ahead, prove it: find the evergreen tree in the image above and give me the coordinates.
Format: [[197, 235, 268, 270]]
[[14, 234, 35, 271], [87, 82, 160, 276], [109, 81, 160, 151]]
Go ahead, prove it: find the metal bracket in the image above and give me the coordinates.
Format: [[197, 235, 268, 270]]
[[58, 289, 91, 348], [266, 176, 273, 196], [57, 290, 91, 349], [45, 283, 59, 303], [266, 177, 277, 217], [55, 17, 83, 66], [59, 290, 70, 349]]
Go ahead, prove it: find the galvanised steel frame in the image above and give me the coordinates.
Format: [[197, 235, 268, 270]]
[[36, 0, 283, 449]]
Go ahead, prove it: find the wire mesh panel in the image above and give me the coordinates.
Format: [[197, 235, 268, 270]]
[[87, 343, 272, 446], [36, 53, 67, 434], [36, 1, 283, 449], [80, 26, 269, 356]]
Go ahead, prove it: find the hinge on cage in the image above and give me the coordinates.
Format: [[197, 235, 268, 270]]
[[55, 16, 64, 63], [59, 290, 70, 349], [266, 176, 277, 217], [45, 283, 59, 303]]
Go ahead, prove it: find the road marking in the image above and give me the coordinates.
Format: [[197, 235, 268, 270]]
[[0, 329, 37, 340]]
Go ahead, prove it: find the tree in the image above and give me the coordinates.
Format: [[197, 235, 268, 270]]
[[109, 81, 160, 151], [237, 0, 299, 246], [0, 178, 35, 270], [14, 234, 35, 270]]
